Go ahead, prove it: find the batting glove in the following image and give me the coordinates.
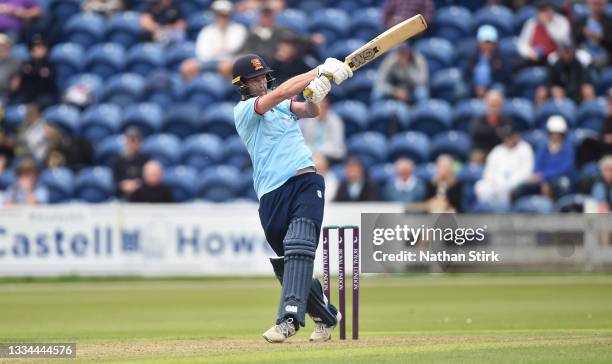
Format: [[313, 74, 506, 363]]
[[305, 76, 331, 104], [317, 58, 353, 85]]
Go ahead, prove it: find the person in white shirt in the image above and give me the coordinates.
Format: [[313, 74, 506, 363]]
[[298, 97, 346, 164], [180, 0, 247, 80], [475, 124, 534, 205]]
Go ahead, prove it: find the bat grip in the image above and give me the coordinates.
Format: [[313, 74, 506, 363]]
[[303, 74, 334, 98]]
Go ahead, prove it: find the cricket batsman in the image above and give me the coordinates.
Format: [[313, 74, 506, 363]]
[[231, 54, 352, 342]]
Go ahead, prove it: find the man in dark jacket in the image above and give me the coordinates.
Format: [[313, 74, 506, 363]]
[[334, 156, 379, 202], [572, 0, 612, 68], [129, 160, 174, 203]]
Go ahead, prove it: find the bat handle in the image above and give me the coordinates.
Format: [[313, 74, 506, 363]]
[[303, 74, 334, 98]]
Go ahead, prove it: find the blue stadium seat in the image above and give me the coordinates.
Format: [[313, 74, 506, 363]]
[[469, 201, 511, 213], [369, 163, 395, 189], [308, 8, 350, 45], [503, 98, 535, 131], [127, 43, 164, 76], [95, 135, 125, 166], [572, 3, 590, 21], [474, 5, 514, 38], [297, 0, 325, 14], [75, 167, 114, 203], [163, 165, 198, 202], [10, 43, 29, 62], [498, 36, 519, 71], [231, 10, 258, 26], [331, 100, 368, 138], [579, 161, 600, 180], [200, 102, 237, 138], [568, 128, 598, 147], [556, 193, 588, 213], [577, 97, 607, 132], [198, 165, 242, 202], [120, 103, 163, 137], [141, 134, 181, 167], [596, 67, 612, 95], [387, 132, 430, 164], [452, 98, 485, 132], [145, 71, 180, 107], [3, 104, 27, 133], [81, 104, 122, 143], [63, 12, 105, 48], [49, 0, 81, 19], [325, 39, 365, 62], [347, 132, 388, 169], [223, 135, 251, 170], [349, 7, 383, 42], [164, 41, 195, 71], [367, 100, 410, 136], [512, 66, 548, 100], [180, 72, 225, 106], [430, 131, 472, 162], [414, 162, 436, 181], [49, 43, 85, 81], [39, 167, 74, 203], [457, 164, 484, 185], [535, 98, 577, 128], [187, 11, 215, 40], [522, 129, 547, 150], [0, 169, 16, 190], [179, 0, 212, 16], [240, 169, 257, 201], [414, 37, 454, 76], [434, 6, 473, 43], [342, 69, 376, 104], [162, 103, 200, 139], [100, 73, 146, 107], [431, 68, 468, 103], [276, 8, 308, 34], [43, 105, 80, 136], [181, 133, 223, 170], [85, 43, 126, 79], [513, 6, 536, 35], [65, 73, 103, 101], [513, 195, 555, 213], [409, 99, 452, 138], [454, 37, 477, 70], [106, 11, 143, 47]]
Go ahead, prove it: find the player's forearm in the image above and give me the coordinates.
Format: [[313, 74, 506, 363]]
[[272, 70, 317, 100]]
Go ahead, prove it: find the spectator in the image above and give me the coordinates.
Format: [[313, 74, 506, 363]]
[[535, 40, 595, 107], [312, 153, 338, 202], [269, 33, 310, 84], [299, 97, 346, 164], [112, 127, 149, 199], [517, 1, 570, 65], [1, 157, 47, 205], [470, 89, 511, 154], [235, 0, 285, 14], [12, 35, 57, 108], [465, 25, 507, 98], [129, 160, 174, 203], [475, 124, 534, 205], [180, 0, 247, 81], [45, 125, 93, 172], [382, 158, 426, 203], [0, 33, 20, 102], [140, 0, 186, 46], [82, 0, 124, 16], [591, 155, 612, 212], [15, 103, 48, 163], [572, 0, 612, 69], [383, 0, 434, 28], [425, 154, 463, 212], [514, 115, 575, 200], [374, 43, 428, 104], [335, 156, 379, 202], [239, 5, 291, 64], [577, 89, 612, 167], [0, 0, 42, 43], [0, 121, 15, 173]]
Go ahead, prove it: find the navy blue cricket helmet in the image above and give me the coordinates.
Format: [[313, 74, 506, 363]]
[[231, 54, 275, 96]]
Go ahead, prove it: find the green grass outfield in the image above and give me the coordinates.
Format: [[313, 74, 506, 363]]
[[1, 274, 611, 363]]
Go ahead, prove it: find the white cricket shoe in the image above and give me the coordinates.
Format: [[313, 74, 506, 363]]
[[309, 311, 342, 342], [262, 317, 297, 343]]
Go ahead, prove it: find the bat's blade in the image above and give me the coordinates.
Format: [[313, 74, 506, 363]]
[[345, 14, 427, 71]]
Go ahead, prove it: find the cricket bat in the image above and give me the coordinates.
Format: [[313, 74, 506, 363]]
[[304, 14, 428, 98]]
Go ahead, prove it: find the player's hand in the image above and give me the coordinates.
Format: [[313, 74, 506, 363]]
[[304, 76, 331, 104], [317, 58, 353, 85]]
